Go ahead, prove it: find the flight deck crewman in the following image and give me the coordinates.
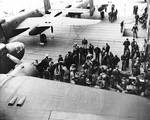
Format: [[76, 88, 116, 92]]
[[132, 24, 138, 38], [120, 20, 124, 33]]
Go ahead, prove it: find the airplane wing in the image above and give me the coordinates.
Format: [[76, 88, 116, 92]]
[[0, 75, 150, 120], [15, 17, 51, 35], [15, 17, 50, 30], [16, 16, 100, 35]]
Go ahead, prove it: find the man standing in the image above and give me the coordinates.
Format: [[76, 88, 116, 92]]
[[135, 14, 139, 25], [123, 38, 130, 53], [48, 61, 55, 80], [64, 51, 73, 69], [121, 54, 126, 71], [100, 11, 105, 20], [132, 24, 138, 38], [125, 48, 130, 69], [88, 43, 94, 55], [131, 39, 136, 57], [73, 44, 80, 65], [133, 5, 138, 15], [82, 38, 88, 49], [94, 46, 101, 64], [120, 20, 124, 33], [105, 43, 110, 54], [113, 55, 120, 68]]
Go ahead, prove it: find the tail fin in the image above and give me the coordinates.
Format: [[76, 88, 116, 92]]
[[89, 0, 95, 16], [43, 0, 51, 14]]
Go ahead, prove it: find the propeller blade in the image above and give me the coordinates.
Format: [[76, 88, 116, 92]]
[[6, 53, 22, 64]]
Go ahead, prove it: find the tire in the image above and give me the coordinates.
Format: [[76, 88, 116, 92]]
[[40, 34, 47, 43]]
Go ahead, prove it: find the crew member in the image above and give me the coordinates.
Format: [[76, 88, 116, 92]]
[[132, 24, 138, 38]]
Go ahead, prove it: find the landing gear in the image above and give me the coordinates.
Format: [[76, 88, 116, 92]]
[[50, 26, 54, 40], [40, 34, 47, 45]]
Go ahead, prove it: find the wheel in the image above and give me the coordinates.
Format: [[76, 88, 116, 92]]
[[40, 34, 47, 43]]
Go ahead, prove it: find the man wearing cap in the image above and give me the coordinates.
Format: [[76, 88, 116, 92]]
[[123, 38, 130, 53]]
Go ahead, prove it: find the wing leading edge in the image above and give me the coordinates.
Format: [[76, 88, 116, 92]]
[[15, 17, 51, 35]]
